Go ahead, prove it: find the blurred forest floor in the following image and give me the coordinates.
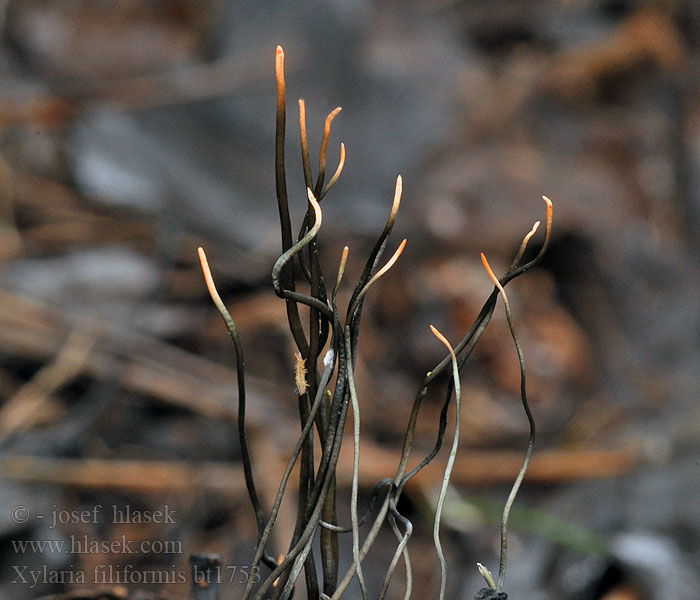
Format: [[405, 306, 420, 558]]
[[0, 1, 698, 599]]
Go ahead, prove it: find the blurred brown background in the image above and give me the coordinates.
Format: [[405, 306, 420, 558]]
[[0, 1, 698, 599]]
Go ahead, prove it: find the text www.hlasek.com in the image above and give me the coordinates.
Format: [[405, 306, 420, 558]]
[[12, 535, 182, 555]]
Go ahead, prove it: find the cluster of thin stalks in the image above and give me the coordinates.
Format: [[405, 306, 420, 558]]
[[197, 46, 553, 600]]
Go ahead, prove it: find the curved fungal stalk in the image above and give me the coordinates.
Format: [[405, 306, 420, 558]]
[[320, 143, 346, 199], [271, 189, 333, 319], [198, 247, 276, 570], [348, 238, 407, 318], [315, 107, 342, 195], [511, 220, 540, 269], [344, 326, 369, 600], [298, 99, 313, 190], [429, 325, 461, 600], [333, 246, 349, 301], [481, 252, 536, 591]]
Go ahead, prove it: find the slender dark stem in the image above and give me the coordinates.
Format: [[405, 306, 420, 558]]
[[392, 197, 552, 490], [241, 355, 336, 600], [298, 99, 314, 191], [275, 46, 309, 356], [271, 191, 334, 320], [344, 325, 368, 600], [198, 249, 277, 570], [377, 496, 413, 600], [481, 254, 536, 591], [314, 107, 342, 198], [346, 176, 402, 356]]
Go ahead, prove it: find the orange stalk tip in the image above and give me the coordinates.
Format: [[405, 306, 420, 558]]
[[480, 252, 502, 291], [275, 47, 285, 85], [429, 324, 455, 355]]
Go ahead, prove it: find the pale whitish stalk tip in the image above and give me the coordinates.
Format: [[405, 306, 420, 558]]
[[275, 47, 285, 90], [306, 188, 322, 225], [428, 324, 459, 600], [511, 220, 541, 268], [365, 238, 406, 292], [391, 175, 402, 219], [477, 563, 497, 589], [542, 195, 553, 227], [334, 245, 349, 293], [347, 238, 406, 314], [521, 221, 540, 251], [322, 142, 346, 196], [363, 239, 406, 295]]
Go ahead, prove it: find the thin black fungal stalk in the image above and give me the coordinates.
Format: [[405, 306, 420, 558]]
[[329, 234, 412, 600], [241, 350, 336, 600], [377, 497, 413, 600], [299, 114, 325, 599], [271, 189, 333, 320], [402, 201, 550, 490], [253, 307, 358, 599], [320, 478, 393, 533], [429, 325, 461, 600], [253, 391, 354, 600], [481, 251, 536, 592], [314, 107, 342, 196], [294, 102, 343, 596], [330, 493, 393, 600], [295, 102, 340, 413], [319, 245, 348, 596], [391, 195, 552, 493], [295, 105, 343, 245], [346, 175, 402, 355], [326, 236, 408, 600], [280, 528, 317, 600], [347, 237, 407, 320], [298, 99, 314, 191], [274, 46, 308, 356], [197, 248, 277, 571], [344, 324, 369, 600]]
